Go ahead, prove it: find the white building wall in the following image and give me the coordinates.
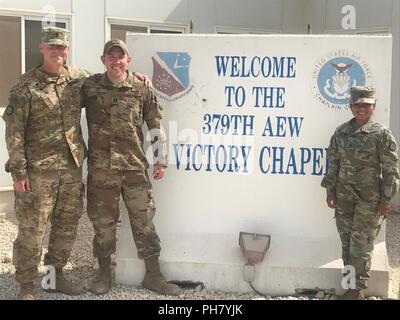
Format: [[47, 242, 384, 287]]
[[188, 0, 214, 33], [106, 0, 187, 23], [282, 0, 307, 34], [325, 0, 393, 30], [0, 0, 71, 13], [215, 0, 282, 31], [72, 0, 105, 72], [303, 0, 327, 33]]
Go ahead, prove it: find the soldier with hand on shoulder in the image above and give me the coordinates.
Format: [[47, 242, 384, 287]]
[[3, 28, 151, 300], [3, 27, 89, 300], [75, 39, 181, 296]]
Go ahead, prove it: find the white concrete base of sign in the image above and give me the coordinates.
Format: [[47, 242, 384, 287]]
[[115, 223, 389, 297]]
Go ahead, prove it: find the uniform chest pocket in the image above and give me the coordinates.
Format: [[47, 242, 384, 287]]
[[86, 89, 107, 105], [86, 89, 109, 124], [336, 135, 348, 159], [354, 136, 378, 164], [64, 82, 84, 114], [29, 91, 58, 121], [117, 96, 142, 125]]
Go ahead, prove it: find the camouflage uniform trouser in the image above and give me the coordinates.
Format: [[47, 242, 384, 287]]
[[87, 169, 160, 260], [335, 196, 384, 289], [13, 168, 84, 284]]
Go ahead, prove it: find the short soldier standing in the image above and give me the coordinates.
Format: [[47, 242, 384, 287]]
[[3, 27, 89, 299], [321, 86, 399, 300], [79, 39, 181, 296]]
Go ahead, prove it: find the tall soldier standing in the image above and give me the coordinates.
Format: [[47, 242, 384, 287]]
[[3, 27, 89, 300], [322, 86, 399, 300]]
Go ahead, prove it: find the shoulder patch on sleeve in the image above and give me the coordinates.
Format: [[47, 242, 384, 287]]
[[9, 94, 19, 106], [5, 105, 13, 115], [389, 141, 397, 152], [9, 93, 27, 109]]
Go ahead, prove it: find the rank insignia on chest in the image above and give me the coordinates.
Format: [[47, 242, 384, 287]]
[[112, 97, 118, 104]]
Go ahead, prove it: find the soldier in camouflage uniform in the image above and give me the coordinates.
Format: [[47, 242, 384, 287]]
[[77, 40, 180, 294], [76, 39, 181, 296], [321, 86, 399, 300], [2, 27, 90, 300]]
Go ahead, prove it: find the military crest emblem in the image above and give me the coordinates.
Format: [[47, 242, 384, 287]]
[[152, 52, 193, 101]]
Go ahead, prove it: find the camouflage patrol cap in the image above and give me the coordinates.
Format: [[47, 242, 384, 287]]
[[103, 39, 129, 56], [41, 27, 69, 47], [350, 86, 376, 104]]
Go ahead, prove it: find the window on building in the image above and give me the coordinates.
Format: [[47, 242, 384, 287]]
[[324, 27, 391, 35], [110, 21, 186, 42], [150, 29, 182, 34], [0, 16, 21, 108], [111, 24, 147, 42], [215, 26, 281, 34]]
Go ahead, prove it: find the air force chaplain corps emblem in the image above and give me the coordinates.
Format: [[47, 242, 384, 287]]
[[312, 51, 372, 110]]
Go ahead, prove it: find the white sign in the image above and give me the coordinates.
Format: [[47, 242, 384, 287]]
[[128, 34, 391, 237], [120, 34, 392, 294]]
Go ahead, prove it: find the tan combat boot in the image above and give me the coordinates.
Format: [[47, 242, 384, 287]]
[[142, 256, 181, 296], [337, 289, 365, 300], [44, 268, 85, 295], [90, 257, 112, 295], [17, 282, 35, 300], [55, 269, 85, 295]]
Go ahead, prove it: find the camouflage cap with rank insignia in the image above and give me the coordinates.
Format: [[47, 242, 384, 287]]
[[103, 39, 129, 56], [350, 86, 376, 105], [41, 27, 69, 47]]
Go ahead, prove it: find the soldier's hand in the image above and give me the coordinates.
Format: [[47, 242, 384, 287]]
[[153, 165, 166, 180], [326, 194, 336, 209], [378, 202, 390, 217], [135, 72, 153, 88], [14, 178, 31, 192]]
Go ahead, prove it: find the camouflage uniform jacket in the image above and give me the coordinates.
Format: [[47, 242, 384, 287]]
[[3, 65, 89, 181], [321, 118, 399, 203], [82, 71, 167, 170]]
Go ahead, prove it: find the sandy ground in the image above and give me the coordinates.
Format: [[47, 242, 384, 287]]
[[0, 208, 399, 300]]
